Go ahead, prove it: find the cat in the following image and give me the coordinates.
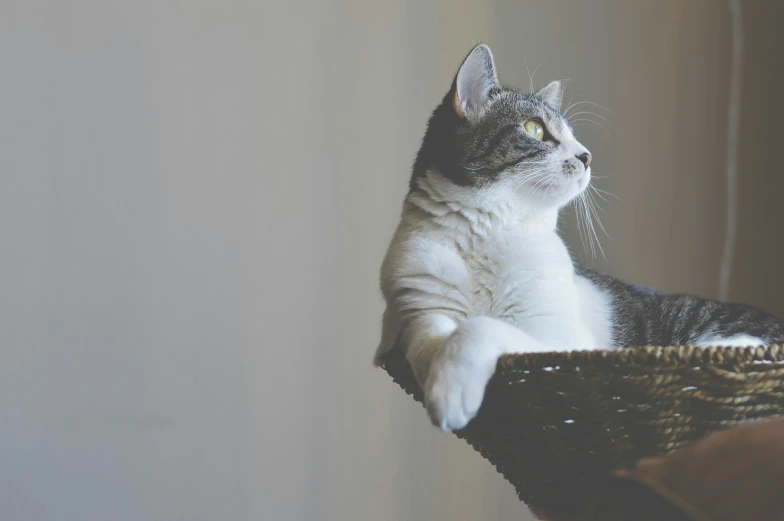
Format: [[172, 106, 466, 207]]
[[374, 43, 784, 433]]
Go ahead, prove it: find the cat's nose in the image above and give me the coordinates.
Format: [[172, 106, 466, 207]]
[[576, 152, 592, 168]]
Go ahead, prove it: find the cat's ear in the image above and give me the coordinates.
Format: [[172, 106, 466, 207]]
[[535, 80, 564, 110], [452, 44, 499, 121]]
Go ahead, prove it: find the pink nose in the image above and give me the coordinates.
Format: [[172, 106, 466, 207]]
[[576, 152, 592, 168]]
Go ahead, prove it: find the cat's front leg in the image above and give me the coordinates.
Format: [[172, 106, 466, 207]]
[[422, 316, 548, 432]]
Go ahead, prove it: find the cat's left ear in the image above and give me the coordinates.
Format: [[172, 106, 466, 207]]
[[535, 80, 564, 110], [452, 44, 500, 121]]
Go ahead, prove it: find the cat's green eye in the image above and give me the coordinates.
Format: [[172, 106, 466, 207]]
[[524, 120, 545, 141]]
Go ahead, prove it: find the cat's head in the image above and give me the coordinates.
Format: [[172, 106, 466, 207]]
[[411, 44, 591, 212]]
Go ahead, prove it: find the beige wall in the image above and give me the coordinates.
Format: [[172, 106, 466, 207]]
[[1, 1, 781, 521], [731, 1, 784, 316]]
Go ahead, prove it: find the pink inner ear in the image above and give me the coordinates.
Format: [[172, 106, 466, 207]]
[[455, 45, 498, 120], [452, 88, 466, 119]]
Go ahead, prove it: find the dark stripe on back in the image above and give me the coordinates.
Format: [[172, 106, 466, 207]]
[[576, 266, 784, 348]]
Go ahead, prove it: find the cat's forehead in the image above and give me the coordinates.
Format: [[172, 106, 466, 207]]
[[487, 88, 565, 126]]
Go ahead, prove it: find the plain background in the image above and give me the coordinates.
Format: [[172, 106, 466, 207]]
[[2, 1, 783, 520]]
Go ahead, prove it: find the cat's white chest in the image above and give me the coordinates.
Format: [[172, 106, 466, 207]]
[[463, 228, 596, 348]]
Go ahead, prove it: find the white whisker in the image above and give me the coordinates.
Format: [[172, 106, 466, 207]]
[[569, 118, 612, 139], [563, 100, 616, 118], [568, 111, 615, 129], [590, 184, 624, 203]]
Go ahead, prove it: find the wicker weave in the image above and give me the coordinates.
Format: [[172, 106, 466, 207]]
[[380, 345, 784, 520]]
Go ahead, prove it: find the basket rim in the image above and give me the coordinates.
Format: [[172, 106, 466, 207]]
[[497, 344, 784, 371]]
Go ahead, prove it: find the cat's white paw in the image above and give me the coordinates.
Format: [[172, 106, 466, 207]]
[[423, 318, 500, 432], [424, 354, 492, 432]]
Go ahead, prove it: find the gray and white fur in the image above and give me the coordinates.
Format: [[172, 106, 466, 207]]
[[375, 44, 784, 432]]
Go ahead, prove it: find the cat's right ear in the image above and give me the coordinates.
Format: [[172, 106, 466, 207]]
[[451, 44, 499, 121]]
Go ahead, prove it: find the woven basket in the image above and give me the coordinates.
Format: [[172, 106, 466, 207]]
[[380, 345, 784, 520]]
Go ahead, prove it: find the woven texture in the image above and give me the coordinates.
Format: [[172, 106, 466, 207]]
[[380, 345, 784, 519]]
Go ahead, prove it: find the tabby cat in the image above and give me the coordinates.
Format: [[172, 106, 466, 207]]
[[375, 44, 784, 432]]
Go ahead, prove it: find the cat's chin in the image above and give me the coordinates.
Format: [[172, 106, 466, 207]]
[[564, 169, 592, 200], [577, 169, 592, 193], [525, 174, 590, 209]]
